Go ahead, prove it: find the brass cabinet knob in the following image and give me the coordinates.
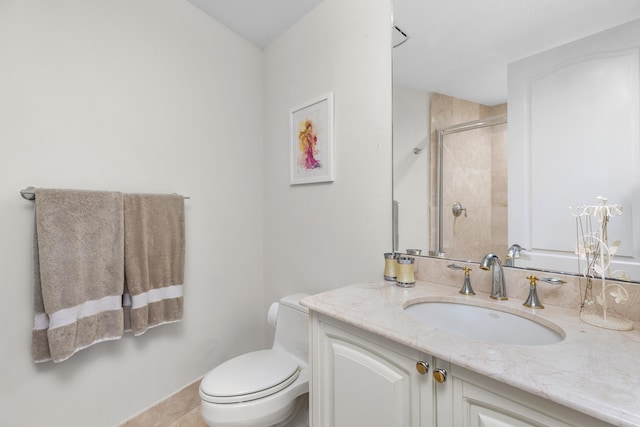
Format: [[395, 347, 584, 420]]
[[416, 361, 430, 375], [433, 368, 447, 383]]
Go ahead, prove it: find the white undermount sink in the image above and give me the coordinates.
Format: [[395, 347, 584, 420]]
[[404, 301, 564, 345]]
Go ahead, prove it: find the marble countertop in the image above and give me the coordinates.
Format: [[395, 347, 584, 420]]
[[301, 280, 640, 427]]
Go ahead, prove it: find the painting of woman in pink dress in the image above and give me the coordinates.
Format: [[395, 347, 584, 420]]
[[289, 94, 334, 185], [298, 119, 322, 170]]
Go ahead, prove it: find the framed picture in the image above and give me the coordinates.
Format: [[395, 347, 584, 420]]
[[289, 93, 335, 185]]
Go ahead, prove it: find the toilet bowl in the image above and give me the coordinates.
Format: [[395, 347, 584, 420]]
[[200, 294, 309, 427]]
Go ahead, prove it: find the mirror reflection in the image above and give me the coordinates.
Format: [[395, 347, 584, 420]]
[[392, 0, 640, 282]]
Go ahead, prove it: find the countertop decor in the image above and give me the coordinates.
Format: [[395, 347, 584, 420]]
[[573, 196, 633, 331]]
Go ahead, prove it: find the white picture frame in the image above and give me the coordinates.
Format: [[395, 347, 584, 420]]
[[289, 93, 335, 185]]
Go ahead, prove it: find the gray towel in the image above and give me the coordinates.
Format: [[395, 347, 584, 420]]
[[123, 194, 185, 336], [32, 189, 125, 363]]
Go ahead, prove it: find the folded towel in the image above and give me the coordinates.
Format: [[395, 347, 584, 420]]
[[123, 194, 185, 336], [31, 189, 125, 363]]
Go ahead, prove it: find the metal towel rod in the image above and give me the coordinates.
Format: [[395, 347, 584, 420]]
[[20, 186, 190, 201]]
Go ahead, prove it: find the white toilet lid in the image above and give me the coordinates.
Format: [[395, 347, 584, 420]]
[[200, 349, 300, 404]]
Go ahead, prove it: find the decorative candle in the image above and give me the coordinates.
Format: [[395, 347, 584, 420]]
[[396, 256, 416, 287], [383, 253, 398, 282]]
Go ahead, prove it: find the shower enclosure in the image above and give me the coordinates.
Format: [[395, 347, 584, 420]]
[[432, 113, 508, 261]]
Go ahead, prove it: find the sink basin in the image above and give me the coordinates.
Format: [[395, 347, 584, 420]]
[[404, 301, 564, 345]]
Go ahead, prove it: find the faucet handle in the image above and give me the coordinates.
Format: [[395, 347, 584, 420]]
[[448, 264, 475, 295], [523, 276, 566, 309]]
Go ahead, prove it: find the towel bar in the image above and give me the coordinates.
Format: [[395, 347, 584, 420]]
[[20, 186, 190, 200]]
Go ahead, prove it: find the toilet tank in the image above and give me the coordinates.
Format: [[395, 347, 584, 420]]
[[272, 294, 309, 364]]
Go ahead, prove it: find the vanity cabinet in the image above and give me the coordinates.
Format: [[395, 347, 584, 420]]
[[447, 364, 611, 427], [310, 312, 611, 427], [310, 312, 438, 426]]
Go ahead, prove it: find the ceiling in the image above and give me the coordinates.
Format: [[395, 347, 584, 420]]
[[188, 0, 640, 106], [187, 0, 323, 48], [393, 0, 640, 106]]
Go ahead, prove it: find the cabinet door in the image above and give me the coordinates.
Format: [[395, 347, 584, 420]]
[[448, 364, 613, 427], [311, 313, 434, 427]]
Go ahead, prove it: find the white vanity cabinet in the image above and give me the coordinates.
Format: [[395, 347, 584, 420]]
[[310, 312, 611, 427], [310, 312, 439, 426], [448, 364, 611, 427]]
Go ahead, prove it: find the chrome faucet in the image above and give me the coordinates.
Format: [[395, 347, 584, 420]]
[[479, 254, 507, 300], [505, 244, 526, 267]]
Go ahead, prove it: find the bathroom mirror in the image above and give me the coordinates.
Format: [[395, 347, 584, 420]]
[[392, 0, 640, 283]]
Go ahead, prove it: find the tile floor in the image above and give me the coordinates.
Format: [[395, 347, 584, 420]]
[[120, 378, 308, 426], [119, 379, 207, 427], [167, 407, 208, 427]]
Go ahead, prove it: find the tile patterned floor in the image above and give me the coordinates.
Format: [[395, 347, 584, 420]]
[[121, 378, 307, 426], [168, 407, 208, 427], [119, 379, 207, 427]]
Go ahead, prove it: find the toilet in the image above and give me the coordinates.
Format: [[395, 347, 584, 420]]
[[199, 294, 310, 427]]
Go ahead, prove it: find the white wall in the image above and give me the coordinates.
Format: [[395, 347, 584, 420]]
[[392, 86, 430, 253], [0, 1, 264, 425], [0, 0, 394, 423], [262, 0, 393, 311]]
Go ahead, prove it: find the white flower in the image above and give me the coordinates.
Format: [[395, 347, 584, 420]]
[[608, 240, 621, 257], [609, 286, 629, 304]]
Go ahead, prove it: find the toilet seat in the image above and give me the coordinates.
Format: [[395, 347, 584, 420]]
[[200, 349, 301, 404]]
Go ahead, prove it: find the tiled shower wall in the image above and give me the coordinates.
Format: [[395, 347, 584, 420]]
[[429, 93, 507, 262]]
